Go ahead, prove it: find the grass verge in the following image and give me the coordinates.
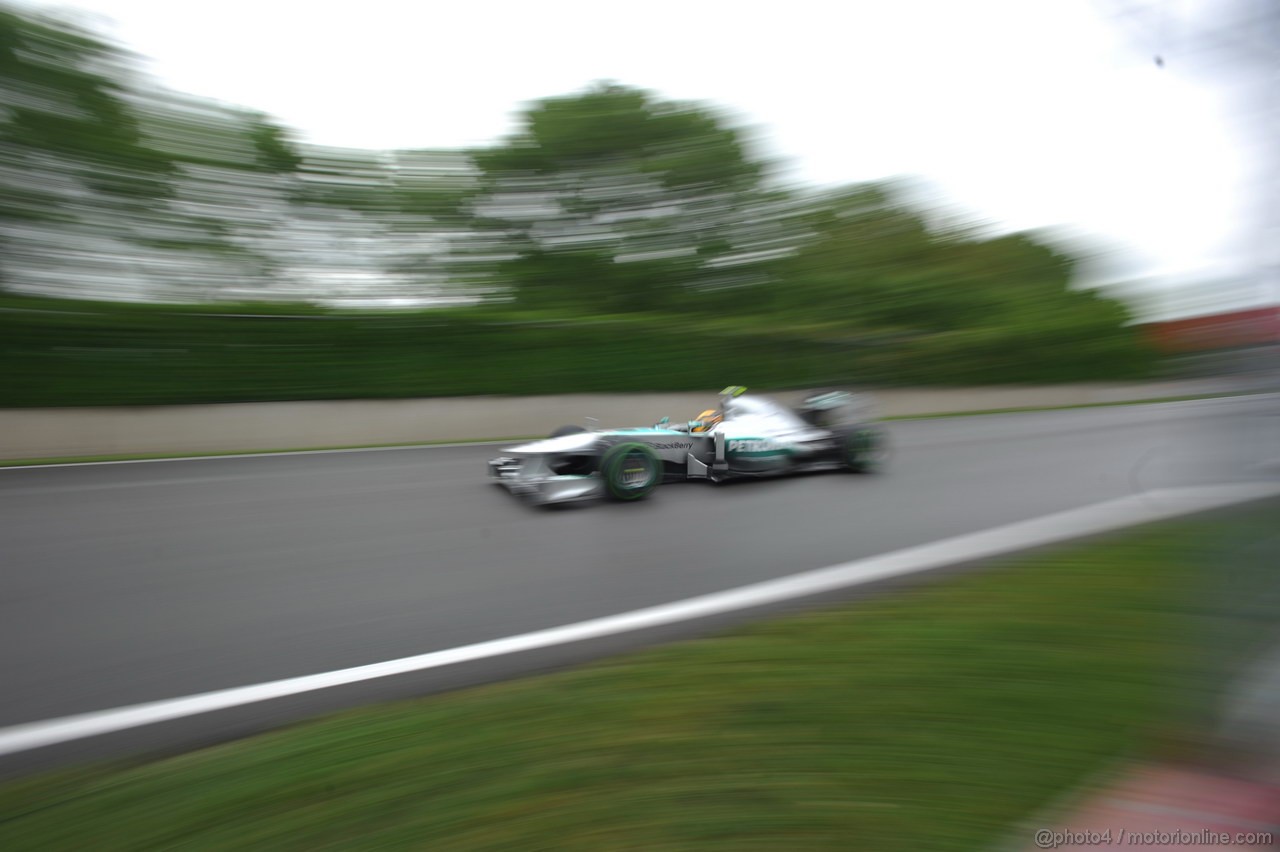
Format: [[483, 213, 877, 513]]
[[1, 501, 1274, 851]]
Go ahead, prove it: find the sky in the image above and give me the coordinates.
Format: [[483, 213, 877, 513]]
[[24, 0, 1274, 314]]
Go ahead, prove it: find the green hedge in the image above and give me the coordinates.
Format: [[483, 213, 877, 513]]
[[0, 297, 1156, 407]]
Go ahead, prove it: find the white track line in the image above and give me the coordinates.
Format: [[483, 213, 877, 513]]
[[1, 482, 1277, 759], [0, 440, 525, 471]]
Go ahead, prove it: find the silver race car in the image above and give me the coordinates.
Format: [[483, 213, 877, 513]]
[[488, 386, 886, 505]]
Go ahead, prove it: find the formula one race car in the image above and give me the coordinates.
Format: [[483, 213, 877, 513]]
[[488, 386, 886, 505]]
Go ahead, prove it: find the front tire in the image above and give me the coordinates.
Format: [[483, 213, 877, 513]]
[[599, 442, 661, 501]]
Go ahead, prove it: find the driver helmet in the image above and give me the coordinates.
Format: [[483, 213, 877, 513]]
[[691, 409, 722, 432]]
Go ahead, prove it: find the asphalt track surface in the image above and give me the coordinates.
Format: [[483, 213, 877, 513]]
[[2, 395, 1277, 773]]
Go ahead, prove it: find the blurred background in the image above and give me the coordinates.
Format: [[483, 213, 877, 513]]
[[1, 4, 1278, 844], [0, 0, 1274, 407]]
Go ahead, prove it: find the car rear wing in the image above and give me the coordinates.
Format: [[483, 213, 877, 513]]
[[798, 389, 877, 426]]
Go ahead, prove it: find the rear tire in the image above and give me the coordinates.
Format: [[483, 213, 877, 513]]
[[599, 442, 661, 501], [839, 425, 886, 474]]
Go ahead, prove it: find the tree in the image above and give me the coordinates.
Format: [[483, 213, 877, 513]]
[[0, 5, 175, 293], [769, 178, 1153, 379], [774, 181, 948, 326], [243, 112, 302, 174], [0, 7, 172, 200], [467, 82, 788, 312]]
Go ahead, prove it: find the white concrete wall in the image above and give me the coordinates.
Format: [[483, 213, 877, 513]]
[[0, 379, 1239, 461]]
